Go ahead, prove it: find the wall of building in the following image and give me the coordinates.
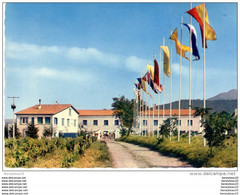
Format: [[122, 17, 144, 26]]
[[79, 115, 120, 133], [53, 107, 79, 134], [16, 114, 52, 137], [16, 107, 79, 138], [135, 115, 202, 134]]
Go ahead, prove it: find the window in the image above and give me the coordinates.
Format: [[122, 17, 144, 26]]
[[69, 108, 71, 116], [62, 118, 64, 126], [93, 120, 98, 126], [45, 117, 50, 124], [31, 117, 34, 124], [187, 120, 193, 126], [176, 120, 181, 126], [37, 117, 43, 124], [74, 120, 76, 127], [67, 119, 70, 126], [21, 117, 28, 124], [114, 120, 119, 126], [143, 120, 147, 126], [83, 120, 87, 125], [104, 120, 108, 126], [54, 117, 58, 125], [154, 120, 158, 126]]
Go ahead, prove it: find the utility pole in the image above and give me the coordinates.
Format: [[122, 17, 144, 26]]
[[7, 96, 19, 138]]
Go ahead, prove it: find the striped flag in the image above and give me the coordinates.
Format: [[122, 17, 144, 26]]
[[183, 23, 200, 60]]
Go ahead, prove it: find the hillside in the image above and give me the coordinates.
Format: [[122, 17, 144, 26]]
[[208, 89, 237, 100], [155, 99, 237, 114]]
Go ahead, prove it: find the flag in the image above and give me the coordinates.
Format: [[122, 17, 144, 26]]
[[186, 3, 216, 48], [154, 59, 159, 85], [147, 65, 154, 79], [160, 46, 171, 77], [183, 23, 200, 60], [141, 79, 151, 97], [142, 72, 158, 94], [170, 28, 192, 60], [133, 88, 139, 103], [154, 83, 163, 93], [135, 83, 141, 90], [137, 78, 151, 97]]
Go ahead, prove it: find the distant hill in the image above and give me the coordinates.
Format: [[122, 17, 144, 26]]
[[155, 89, 237, 114], [155, 99, 237, 114], [208, 89, 237, 100]]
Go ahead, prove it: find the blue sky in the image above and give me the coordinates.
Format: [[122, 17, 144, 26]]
[[4, 3, 237, 119]]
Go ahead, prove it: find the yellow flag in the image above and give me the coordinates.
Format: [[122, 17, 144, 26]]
[[147, 65, 154, 78], [170, 28, 192, 60], [141, 79, 151, 96], [160, 46, 171, 77]]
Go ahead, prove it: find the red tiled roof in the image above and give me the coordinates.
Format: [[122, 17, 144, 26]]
[[78, 109, 195, 116], [141, 109, 195, 116], [16, 104, 76, 115], [78, 110, 115, 116]]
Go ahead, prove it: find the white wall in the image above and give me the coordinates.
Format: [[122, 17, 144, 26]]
[[53, 107, 79, 134], [79, 115, 120, 133]]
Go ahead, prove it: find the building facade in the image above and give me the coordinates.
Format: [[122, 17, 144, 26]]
[[135, 109, 202, 135], [16, 100, 79, 138], [78, 110, 120, 136], [77, 109, 202, 136]]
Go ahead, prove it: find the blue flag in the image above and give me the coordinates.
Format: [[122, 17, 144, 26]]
[[183, 23, 200, 61]]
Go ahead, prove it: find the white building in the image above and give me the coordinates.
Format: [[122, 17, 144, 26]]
[[135, 109, 202, 135], [77, 109, 202, 137], [78, 110, 121, 138], [16, 100, 79, 138]]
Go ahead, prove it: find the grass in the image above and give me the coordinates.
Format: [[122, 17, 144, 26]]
[[25, 141, 111, 168], [117, 135, 237, 168], [73, 141, 112, 168]]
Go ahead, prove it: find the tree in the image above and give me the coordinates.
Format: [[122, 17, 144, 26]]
[[42, 127, 54, 138], [25, 123, 39, 139], [112, 96, 134, 136], [193, 107, 237, 155], [204, 112, 226, 155], [159, 118, 177, 138], [9, 123, 21, 139], [193, 107, 212, 127]]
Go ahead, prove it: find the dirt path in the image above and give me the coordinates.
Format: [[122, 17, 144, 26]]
[[105, 139, 192, 168]]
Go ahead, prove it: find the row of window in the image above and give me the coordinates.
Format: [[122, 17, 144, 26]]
[[82, 119, 119, 126], [142, 120, 193, 126], [20, 117, 77, 127]]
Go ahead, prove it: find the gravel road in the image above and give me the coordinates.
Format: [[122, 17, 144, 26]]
[[105, 139, 192, 168]]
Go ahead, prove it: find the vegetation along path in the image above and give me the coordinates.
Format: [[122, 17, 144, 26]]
[[105, 139, 192, 168]]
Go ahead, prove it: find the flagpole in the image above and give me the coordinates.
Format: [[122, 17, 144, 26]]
[[148, 80, 151, 136], [170, 27, 173, 141], [163, 37, 165, 121], [153, 55, 155, 136], [158, 46, 161, 138], [178, 16, 183, 142], [203, 3, 206, 147], [189, 3, 192, 144]]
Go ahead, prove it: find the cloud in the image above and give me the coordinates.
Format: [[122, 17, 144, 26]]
[[5, 41, 147, 73], [5, 41, 61, 59], [7, 67, 95, 83], [125, 56, 148, 72]]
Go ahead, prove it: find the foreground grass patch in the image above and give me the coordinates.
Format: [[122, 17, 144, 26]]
[[25, 141, 111, 168], [73, 141, 112, 168], [117, 135, 237, 168]]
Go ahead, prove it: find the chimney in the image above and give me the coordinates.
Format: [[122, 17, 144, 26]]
[[56, 101, 58, 105], [38, 99, 41, 109]]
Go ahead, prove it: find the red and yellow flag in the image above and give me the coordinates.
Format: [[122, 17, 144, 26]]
[[186, 3, 216, 48]]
